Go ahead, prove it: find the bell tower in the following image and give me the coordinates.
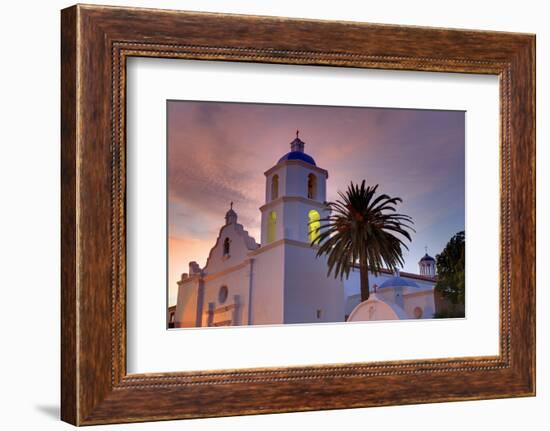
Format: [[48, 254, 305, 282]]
[[251, 131, 345, 325], [418, 247, 437, 277], [260, 131, 329, 245]]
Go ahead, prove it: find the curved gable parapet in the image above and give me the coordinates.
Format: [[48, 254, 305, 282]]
[[234, 223, 260, 251], [203, 222, 259, 274], [348, 294, 409, 322]]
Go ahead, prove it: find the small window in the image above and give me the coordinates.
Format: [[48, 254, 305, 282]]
[[223, 237, 231, 256], [218, 285, 229, 304], [267, 211, 277, 243], [271, 174, 279, 200], [307, 173, 317, 199]]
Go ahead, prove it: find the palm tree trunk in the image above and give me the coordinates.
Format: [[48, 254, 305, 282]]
[[360, 263, 370, 302]]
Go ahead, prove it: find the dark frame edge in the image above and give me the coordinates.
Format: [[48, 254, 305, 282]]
[[524, 33, 536, 398], [61, 4, 79, 426]]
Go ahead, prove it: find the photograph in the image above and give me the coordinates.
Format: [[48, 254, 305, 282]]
[[167, 101, 466, 328]]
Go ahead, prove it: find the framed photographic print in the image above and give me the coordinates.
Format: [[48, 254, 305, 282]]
[[165, 100, 464, 330], [61, 4, 535, 425]]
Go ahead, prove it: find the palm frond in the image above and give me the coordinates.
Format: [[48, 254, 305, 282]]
[[314, 180, 414, 281]]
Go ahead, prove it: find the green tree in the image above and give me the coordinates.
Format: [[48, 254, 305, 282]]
[[435, 231, 465, 310], [313, 180, 414, 302]]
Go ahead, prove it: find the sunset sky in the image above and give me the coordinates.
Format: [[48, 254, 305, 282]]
[[167, 101, 465, 305]]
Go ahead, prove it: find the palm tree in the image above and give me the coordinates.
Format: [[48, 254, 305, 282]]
[[312, 180, 414, 302]]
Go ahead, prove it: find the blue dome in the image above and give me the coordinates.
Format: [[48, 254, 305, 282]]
[[278, 151, 316, 166], [379, 276, 419, 289], [419, 253, 435, 262]]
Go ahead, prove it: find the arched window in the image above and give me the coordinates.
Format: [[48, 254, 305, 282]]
[[307, 174, 317, 199], [223, 237, 231, 256], [308, 209, 321, 244], [267, 211, 277, 243], [218, 285, 229, 304], [271, 174, 279, 200]]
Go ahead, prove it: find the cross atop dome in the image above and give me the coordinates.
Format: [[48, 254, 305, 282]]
[[290, 130, 305, 153], [278, 130, 316, 165]]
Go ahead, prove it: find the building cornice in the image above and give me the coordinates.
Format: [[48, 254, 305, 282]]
[[202, 259, 253, 283], [248, 238, 319, 256], [403, 288, 434, 297], [264, 159, 328, 178], [179, 240, 320, 285], [259, 196, 329, 212], [177, 275, 201, 287], [351, 263, 437, 282]]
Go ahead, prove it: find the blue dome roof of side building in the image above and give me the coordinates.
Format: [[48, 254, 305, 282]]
[[278, 131, 316, 166], [379, 276, 419, 289]]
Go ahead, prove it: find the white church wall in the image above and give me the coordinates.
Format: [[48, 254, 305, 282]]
[[282, 200, 306, 242], [377, 286, 400, 307], [200, 263, 252, 326], [281, 200, 299, 241], [283, 243, 345, 324], [174, 277, 202, 328], [285, 163, 311, 198], [403, 290, 436, 319], [248, 243, 286, 325]]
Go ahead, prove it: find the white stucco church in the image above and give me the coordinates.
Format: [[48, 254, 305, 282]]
[[173, 133, 438, 328]]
